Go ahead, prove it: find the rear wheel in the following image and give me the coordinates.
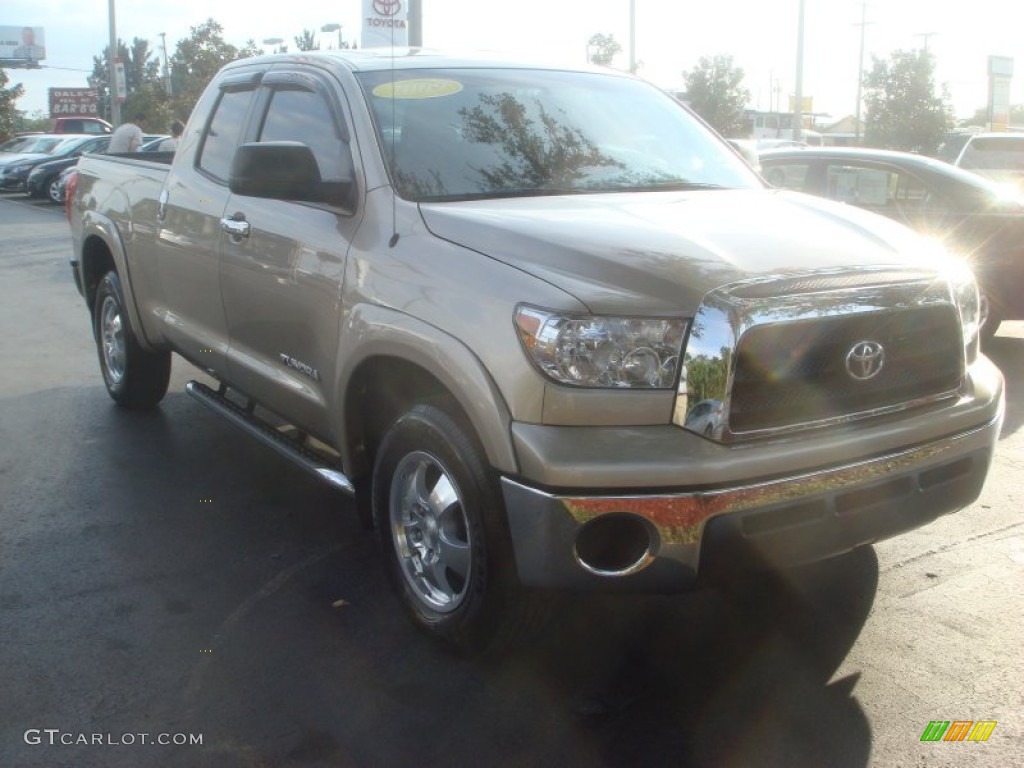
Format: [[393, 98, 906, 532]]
[[93, 270, 171, 408], [372, 403, 543, 654]]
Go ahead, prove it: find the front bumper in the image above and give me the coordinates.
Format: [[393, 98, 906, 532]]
[[502, 359, 1004, 591]]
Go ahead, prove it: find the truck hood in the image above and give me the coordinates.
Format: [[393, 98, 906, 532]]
[[418, 189, 940, 313]]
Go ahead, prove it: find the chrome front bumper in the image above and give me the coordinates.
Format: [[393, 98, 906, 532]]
[[502, 398, 1003, 591]]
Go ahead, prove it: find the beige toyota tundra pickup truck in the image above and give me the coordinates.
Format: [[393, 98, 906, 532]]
[[69, 50, 1004, 653]]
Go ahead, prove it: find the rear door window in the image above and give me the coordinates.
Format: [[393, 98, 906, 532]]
[[197, 87, 257, 183]]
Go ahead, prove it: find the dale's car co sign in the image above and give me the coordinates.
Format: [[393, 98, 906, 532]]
[[49, 89, 99, 117]]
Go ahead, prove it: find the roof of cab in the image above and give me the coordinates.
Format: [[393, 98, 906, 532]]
[[220, 47, 627, 76]]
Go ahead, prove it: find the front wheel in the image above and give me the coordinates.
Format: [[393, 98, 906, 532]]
[[93, 270, 171, 408], [372, 403, 543, 654], [47, 177, 63, 204]]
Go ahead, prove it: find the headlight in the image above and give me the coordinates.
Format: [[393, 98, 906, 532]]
[[5, 163, 32, 180], [946, 259, 980, 358], [514, 306, 687, 388]]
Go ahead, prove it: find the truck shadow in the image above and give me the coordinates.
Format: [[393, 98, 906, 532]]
[[178, 525, 878, 768], [0, 385, 876, 768]]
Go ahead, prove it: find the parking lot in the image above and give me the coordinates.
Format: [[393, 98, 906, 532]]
[[1, 193, 1021, 767]]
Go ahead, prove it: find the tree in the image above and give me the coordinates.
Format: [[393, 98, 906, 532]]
[[586, 33, 621, 67], [863, 49, 953, 154], [14, 109, 50, 133], [681, 55, 750, 137], [294, 30, 320, 52], [89, 38, 171, 131], [962, 103, 1024, 129], [0, 67, 25, 139], [170, 19, 249, 119]]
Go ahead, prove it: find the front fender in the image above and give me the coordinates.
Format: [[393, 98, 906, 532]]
[[334, 303, 518, 475]]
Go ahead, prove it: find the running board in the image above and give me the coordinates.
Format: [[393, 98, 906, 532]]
[[185, 380, 355, 495]]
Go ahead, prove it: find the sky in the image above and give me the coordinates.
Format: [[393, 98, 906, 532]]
[[4, 0, 1023, 125]]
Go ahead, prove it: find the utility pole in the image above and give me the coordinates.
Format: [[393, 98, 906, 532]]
[[854, 2, 873, 145], [107, 0, 120, 127], [793, 0, 805, 142], [408, 0, 422, 47], [629, 0, 636, 74], [159, 32, 172, 98], [913, 32, 937, 52]]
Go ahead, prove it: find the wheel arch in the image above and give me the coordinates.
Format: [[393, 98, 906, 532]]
[[336, 305, 518, 482], [78, 213, 157, 351]]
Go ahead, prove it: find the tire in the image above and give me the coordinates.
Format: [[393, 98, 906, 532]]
[[372, 403, 543, 654], [93, 270, 171, 408], [47, 177, 63, 204]]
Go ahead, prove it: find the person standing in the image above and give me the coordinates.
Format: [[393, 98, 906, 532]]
[[108, 113, 148, 153], [158, 120, 185, 152]]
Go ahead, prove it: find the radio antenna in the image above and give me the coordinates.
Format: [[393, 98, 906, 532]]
[[388, 10, 399, 247]]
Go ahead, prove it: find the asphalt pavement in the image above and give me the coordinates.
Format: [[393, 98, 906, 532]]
[[1, 194, 1021, 767]]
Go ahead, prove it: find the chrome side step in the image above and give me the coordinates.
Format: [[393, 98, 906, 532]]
[[185, 380, 355, 495]]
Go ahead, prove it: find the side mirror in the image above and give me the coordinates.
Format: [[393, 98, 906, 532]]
[[229, 141, 353, 206]]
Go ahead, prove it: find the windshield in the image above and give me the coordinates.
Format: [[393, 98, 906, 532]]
[[357, 68, 760, 202], [15, 136, 68, 155]]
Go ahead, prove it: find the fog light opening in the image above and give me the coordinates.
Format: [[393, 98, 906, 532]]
[[574, 514, 655, 576]]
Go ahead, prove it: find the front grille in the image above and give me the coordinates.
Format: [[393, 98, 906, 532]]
[[729, 305, 963, 433]]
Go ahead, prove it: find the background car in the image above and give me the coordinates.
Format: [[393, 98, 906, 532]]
[[52, 117, 112, 134], [0, 134, 72, 165], [25, 135, 111, 202], [683, 399, 723, 436], [952, 132, 1024, 192], [0, 133, 44, 152], [0, 135, 106, 194], [761, 146, 1024, 339]]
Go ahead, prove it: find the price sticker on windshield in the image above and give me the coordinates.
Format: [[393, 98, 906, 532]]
[[372, 79, 464, 100]]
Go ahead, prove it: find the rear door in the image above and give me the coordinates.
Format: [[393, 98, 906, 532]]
[[153, 70, 262, 373], [219, 67, 364, 436]]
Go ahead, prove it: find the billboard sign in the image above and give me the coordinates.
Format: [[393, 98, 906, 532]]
[[0, 26, 46, 62], [49, 89, 99, 118], [361, 0, 408, 48], [987, 56, 1014, 131]]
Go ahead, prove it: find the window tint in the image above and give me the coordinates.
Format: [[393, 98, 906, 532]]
[[826, 164, 890, 205], [198, 88, 255, 182], [259, 88, 350, 182], [764, 162, 810, 191], [824, 164, 942, 217], [357, 68, 758, 201]]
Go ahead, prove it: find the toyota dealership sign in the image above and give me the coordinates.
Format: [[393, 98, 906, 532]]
[[362, 0, 408, 48]]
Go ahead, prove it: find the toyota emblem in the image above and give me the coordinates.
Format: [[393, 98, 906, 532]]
[[374, 0, 402, 16], [845, 341, 885, 381]]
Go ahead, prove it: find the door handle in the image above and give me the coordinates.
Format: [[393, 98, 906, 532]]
[[220, 215, 250, 239]]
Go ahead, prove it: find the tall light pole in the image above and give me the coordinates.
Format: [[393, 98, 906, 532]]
[[628, 0, 636, 73], [793, 0, 805, 142], [159, 31, 172, 98], [409, 0, 423, 47], [321, 23, 343, 49], [854, 3, 872, 145], [107, 0, 120, 127]]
